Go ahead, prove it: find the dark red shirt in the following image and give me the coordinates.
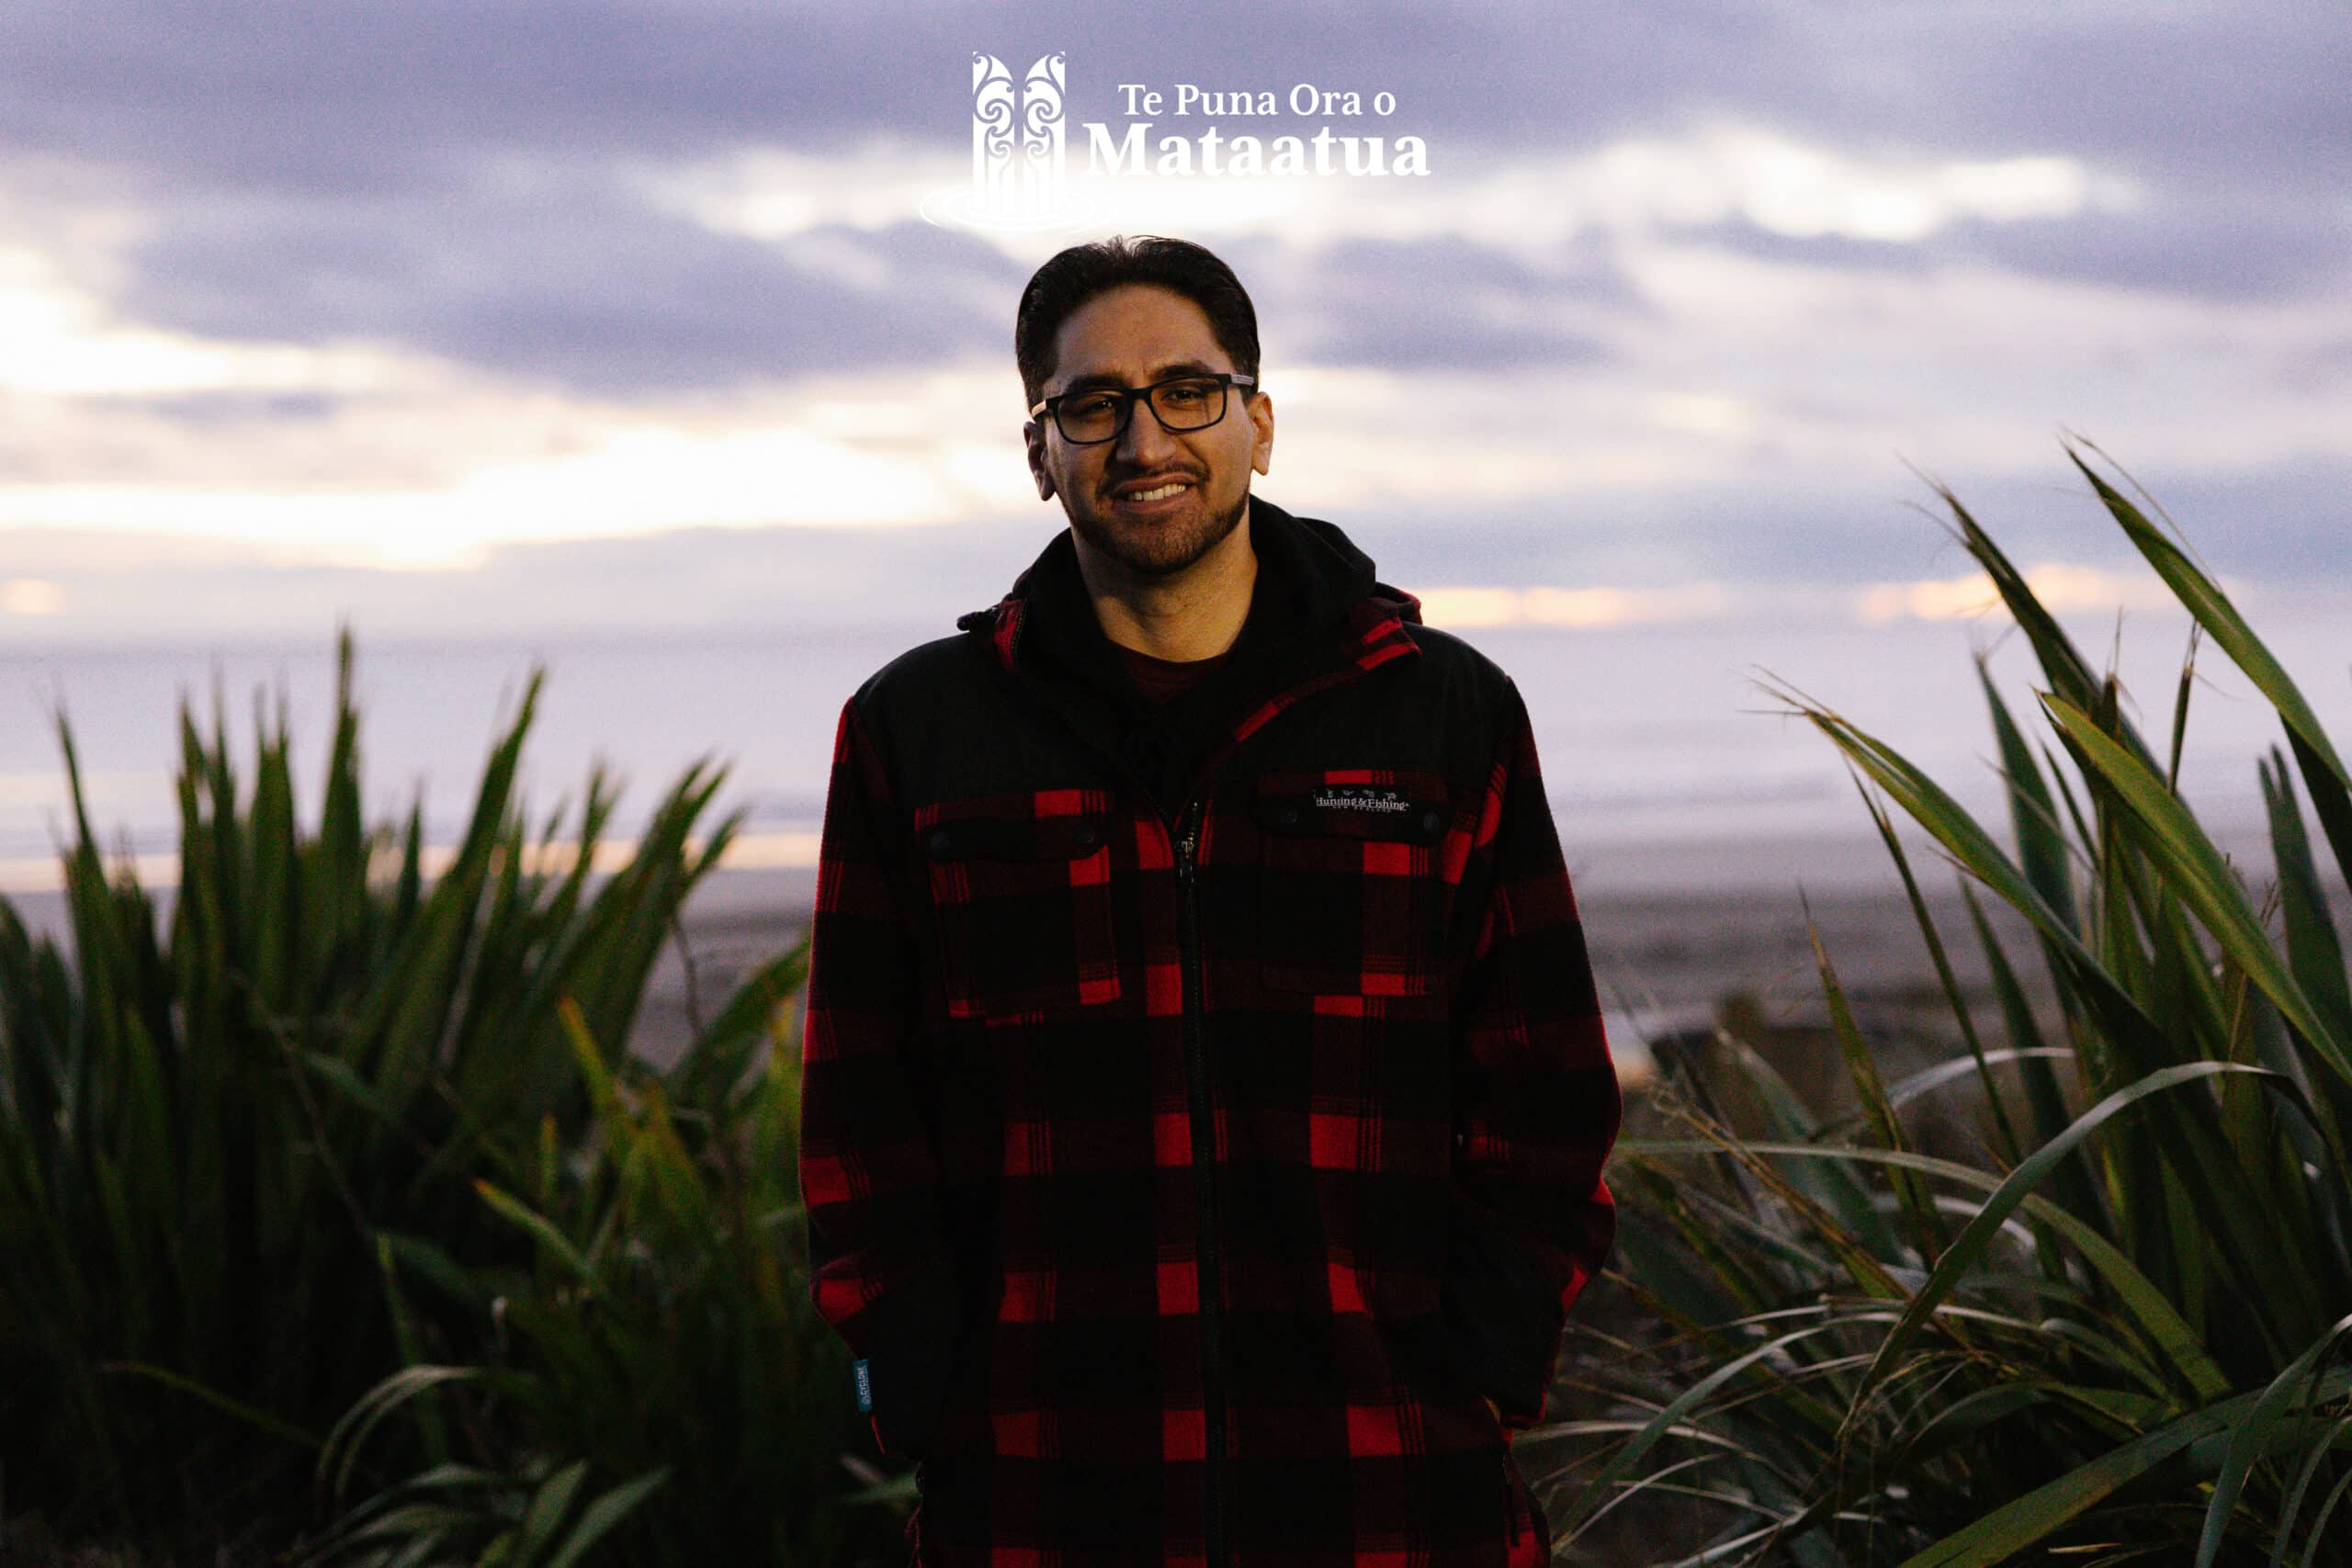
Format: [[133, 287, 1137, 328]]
[[1115, 639, 1233, 704]]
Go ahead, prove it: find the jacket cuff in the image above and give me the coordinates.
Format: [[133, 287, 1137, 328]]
[[1437, 1192, 1567, 1427]]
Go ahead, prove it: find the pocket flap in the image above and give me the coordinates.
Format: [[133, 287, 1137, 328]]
[[1254, 773, 1451, 845], [923, 812, 1108, 862], [913, 790, 1123, 1021]]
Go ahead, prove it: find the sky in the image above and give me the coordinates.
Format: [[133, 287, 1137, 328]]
[[0, 0, 2347, 649]]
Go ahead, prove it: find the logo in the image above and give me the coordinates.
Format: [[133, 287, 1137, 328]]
[[920, 52, 1105, 232], [1313, 787, 1413, 814], [921, 51, 1433, 231]]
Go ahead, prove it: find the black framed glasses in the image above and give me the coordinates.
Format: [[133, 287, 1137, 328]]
[[1028, 371, 1257, 446]]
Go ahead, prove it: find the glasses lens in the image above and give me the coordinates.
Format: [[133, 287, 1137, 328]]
[[1057, 392, 1123, 443], [1149, 377, 1226, 432]]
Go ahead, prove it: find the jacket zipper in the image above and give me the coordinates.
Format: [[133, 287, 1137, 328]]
[[1172, 795, 1227, 1568]]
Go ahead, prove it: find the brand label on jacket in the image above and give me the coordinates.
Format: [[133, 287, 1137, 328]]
[[1313, 785, 1413, 814]]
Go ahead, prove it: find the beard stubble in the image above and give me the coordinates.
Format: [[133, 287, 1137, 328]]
[[1067, 483, 1250, 581]]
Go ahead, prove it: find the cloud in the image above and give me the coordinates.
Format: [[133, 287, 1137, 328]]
[[17, 446, 2347, 651], [1804, 6, 2351, 191], [1852, 561, 2191, 626], [9, 1, 2342, 400], [1943, 193, 2352, 303], [0, 1, 941, 190], [0, 515, 1047, 648], [1411, 581, 1731, 628], [0, 2, 1769, 196], [1, 0, 2346, 643], [1691, 190, 2352, 305], [10, 3, 2341, 189], [92, 389, 349, 426], [1337, 453, 2352, 594], [114, 172, 1024, 392], [1240, 231, 1634, 371], [1691, 220, 1929, 276]]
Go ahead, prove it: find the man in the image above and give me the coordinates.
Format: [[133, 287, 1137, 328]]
[[798, 235, 1620, 1567]]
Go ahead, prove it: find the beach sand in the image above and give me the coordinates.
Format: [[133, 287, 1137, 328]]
[[11, 819, 2333, 1112], [621, 816, 2343, 1139]]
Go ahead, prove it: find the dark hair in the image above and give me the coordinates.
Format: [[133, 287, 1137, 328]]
[[1014, 234, 1261, 411]]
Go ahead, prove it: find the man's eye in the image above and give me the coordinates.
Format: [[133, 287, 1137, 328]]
[[1067, 395, 1117, 420], [1159, 381, 1212, 406]]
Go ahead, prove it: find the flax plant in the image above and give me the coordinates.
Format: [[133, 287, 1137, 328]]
[[0, 629, 779, 1550], [1548, 441, 2352, 1566], [293, 985, 900, 1568]]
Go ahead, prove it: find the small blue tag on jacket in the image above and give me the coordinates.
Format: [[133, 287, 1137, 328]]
[[854, 1359, 873, 1412]]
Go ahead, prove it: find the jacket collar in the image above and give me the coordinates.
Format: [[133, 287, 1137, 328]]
[[952, 496, 1425, 816], [953, 495, 1424, 692]]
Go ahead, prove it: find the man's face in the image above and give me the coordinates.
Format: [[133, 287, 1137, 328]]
[[1024, 283, 1274, 581]]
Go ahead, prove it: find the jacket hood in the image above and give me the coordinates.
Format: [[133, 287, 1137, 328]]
[[952, 495, 1424, 683], [948, 497, 1427, 817]]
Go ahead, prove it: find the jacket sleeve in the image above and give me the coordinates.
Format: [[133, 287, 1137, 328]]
[[797, 694, 973, 1461], [1441, 675, 1623, 1432]]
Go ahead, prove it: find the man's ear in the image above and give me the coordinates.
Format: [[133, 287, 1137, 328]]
[[1023, 421, 1056, 501], [1249, 390, 1274, 477]]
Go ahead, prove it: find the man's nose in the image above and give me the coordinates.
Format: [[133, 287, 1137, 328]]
[[1114, 395, 1180, 467]]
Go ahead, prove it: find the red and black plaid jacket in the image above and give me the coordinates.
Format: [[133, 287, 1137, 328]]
[[798, 497, 1620, 1567]]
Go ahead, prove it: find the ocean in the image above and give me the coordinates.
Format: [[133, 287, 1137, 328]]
[[3, 603, 2335, 907]]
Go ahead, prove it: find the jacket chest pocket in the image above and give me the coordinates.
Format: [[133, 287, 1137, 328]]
[[1252, 771, 1454, 1001], [917, 791, 1123, 1021]]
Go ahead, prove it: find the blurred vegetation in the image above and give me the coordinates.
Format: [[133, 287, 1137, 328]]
[[0, 631, 898, 1564], [288, 980, 896, 1568], [1548, 441, 2352, 1566]]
